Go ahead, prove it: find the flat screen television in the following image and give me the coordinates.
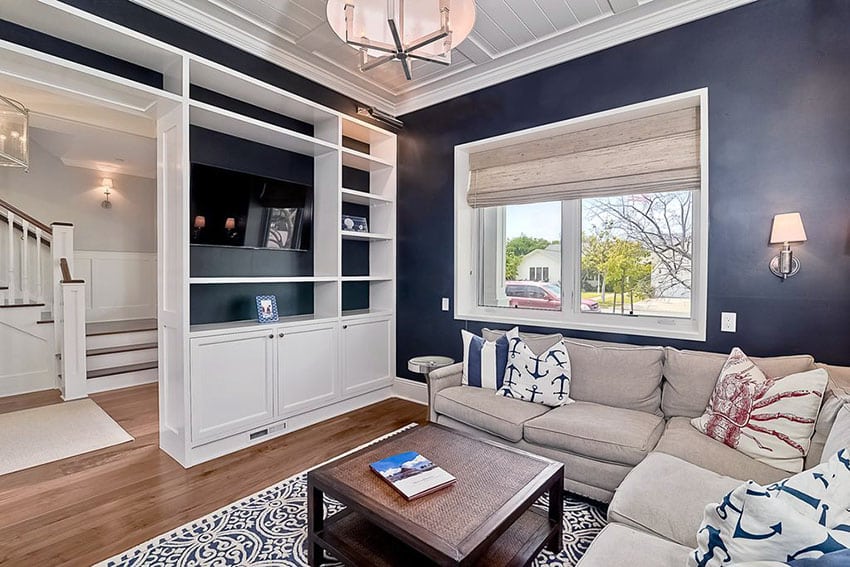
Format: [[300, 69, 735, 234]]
[[190, 163, 312, 251]]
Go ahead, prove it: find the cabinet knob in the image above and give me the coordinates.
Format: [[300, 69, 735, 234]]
[[278, 332, 285, 338], [342, 325, 348, 330], [268, 334, 274, 339]]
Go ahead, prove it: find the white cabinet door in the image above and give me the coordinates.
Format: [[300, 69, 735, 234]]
[[341, 318, 392, 396], [190, 329, 276, 444], [278, 322, 340, 417]]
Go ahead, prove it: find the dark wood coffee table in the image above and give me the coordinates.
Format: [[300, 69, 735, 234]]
[[307, 423, 564, 566]]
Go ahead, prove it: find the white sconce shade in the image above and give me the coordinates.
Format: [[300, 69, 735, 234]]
[[0, 95, 29, 169], [770, 212, 807, 244]]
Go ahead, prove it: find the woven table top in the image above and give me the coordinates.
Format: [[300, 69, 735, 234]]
[[310, 424, 559, 553]]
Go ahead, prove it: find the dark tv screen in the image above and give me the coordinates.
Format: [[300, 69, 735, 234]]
[[190, 163, 312, 251]]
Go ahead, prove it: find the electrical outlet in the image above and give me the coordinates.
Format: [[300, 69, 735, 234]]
[[441, 297, 450, 311], [721, 312, 737, 333]]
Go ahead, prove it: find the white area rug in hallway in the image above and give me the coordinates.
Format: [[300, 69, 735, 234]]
[[0, 398, 133, 475]]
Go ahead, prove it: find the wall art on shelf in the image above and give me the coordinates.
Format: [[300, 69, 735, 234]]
[[256, 295, 279, 323], [341, 215, 369, 233]]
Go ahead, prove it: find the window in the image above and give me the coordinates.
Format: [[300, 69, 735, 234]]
[[454, 90, 708, 341]]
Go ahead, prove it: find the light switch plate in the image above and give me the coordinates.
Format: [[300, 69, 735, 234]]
[[441, 297, 450, 311], [721, 312, 737, 333]]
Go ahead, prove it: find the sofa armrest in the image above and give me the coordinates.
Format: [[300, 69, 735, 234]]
[[427, 362, 463, 422]]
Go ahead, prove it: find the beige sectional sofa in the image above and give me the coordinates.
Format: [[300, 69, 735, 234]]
[[427, 334, 850, 565]]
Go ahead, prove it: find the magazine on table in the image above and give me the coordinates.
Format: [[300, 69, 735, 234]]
[[370, 451, 456, 500]]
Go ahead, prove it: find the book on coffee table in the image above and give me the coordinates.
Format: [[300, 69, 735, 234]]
[[370, 451, 456, 500]]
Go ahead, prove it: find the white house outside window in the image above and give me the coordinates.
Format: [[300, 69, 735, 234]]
[[454, 90, 709, 341]]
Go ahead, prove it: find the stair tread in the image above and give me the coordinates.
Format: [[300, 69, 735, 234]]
[[87, 342, 158, 357], [86, 318, 157, 337], [87, 361, 158, 380], [0, 302, 46, 308]]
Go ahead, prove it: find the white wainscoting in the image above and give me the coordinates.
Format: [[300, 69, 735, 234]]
[[0, 308, 55, 397], [74, 251, 157, 322]]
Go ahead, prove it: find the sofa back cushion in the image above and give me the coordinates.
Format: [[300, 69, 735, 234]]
[[808, 363, 850, 467], [662, 348, 815, 418], [564, 339, 664, 415]]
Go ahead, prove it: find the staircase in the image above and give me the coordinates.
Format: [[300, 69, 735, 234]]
[[85, 319, 158, 393]]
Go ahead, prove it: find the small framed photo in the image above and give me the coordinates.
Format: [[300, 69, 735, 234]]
[[341, 214, 369, 233], [255, 295, 279, 323]]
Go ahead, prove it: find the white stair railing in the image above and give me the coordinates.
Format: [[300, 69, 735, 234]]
[[0, 199, 54, 308]]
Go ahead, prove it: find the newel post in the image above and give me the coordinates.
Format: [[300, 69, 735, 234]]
[[59, 281, 87, 400]]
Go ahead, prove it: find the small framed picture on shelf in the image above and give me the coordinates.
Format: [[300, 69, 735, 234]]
[[341, 215, 369, 233], [255, 295, 279, 324]]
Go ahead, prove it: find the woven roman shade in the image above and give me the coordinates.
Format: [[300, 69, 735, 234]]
[[466, 107, 700, 208]]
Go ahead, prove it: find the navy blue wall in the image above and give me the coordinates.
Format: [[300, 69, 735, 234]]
[[396, 0, 850, 380]]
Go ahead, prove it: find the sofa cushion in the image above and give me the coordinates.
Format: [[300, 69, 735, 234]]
[[497, 328, 573, 407], [656, 417, 789, 484], [523, 401, 664, 466], [662, 347, 815, 418], [609, 452, 742, 548], [689, 449, 850, 567], [461, 329, 509, 389], [808, 363, 850, 467], [482, 328, 562, 355], [690, 348, 828, 472], [577, 523, 690, 567], [564, 340, 664, 415], [822, 401, 850, 463], [433, 386, 550, 442]]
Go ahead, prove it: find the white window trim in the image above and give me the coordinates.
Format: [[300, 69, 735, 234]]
[[454, 88, 709, 342]]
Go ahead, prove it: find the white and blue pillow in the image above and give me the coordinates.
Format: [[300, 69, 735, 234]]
[[690, 448, 850, 567], [461, 329, 510, 390], [497, 328, 573, 407]]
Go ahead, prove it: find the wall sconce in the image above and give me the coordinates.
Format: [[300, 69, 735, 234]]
[[769, 212, 807, 280], [101, 177, 114, 209], [192, 215, 205, 241]]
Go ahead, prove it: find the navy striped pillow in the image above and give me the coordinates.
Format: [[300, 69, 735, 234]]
[[461, 330, 509, 389]]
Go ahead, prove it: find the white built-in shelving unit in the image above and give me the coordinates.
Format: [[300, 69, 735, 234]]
[[0, 0, 397, 467]]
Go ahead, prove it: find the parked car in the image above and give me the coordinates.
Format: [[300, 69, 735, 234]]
[[504, 281, 600, 312]]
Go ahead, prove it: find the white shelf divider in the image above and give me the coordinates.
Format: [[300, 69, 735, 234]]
[[189, 100, 337, 157], [189, 276, 337, 285], [341, 188, 394, 205], [340, 230, 393, 241], [341, 147, 394, 171]]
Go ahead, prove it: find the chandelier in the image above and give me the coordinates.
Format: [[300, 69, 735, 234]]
[[326, 0, 476, 80], [0, 94, 28, 169]]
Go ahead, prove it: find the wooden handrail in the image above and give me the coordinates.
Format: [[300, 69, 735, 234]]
[[0, 197, 53, 235], [59, 257, 84, 284]]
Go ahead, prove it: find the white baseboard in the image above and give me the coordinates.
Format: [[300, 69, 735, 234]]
[[392, 377, 428, 405]]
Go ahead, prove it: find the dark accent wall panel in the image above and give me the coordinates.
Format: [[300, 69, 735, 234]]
[[342, 282, 370, 312], [396, 0, 850, 380], [190, 283, 313, 325]]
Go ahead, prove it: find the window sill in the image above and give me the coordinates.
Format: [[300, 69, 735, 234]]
[[454, 308, 706, 343]]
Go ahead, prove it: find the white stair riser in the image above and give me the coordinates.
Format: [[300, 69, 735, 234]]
[[86, 330, 157, 350], [86, 348, 158, 371], [87, 368, 158, 394]]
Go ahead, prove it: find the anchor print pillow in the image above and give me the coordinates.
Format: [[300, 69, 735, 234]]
[[688, 448, 850, 567], [691, 347, 828, 472], [496, 328, 573, 407]]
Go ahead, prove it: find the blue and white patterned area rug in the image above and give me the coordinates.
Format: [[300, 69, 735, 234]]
[[100, 425, 606, 567]]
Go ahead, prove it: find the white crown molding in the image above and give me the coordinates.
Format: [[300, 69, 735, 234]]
[[128, 0, 398, 114], [128, 0, 756, 118], [393, 0, 758, 115]]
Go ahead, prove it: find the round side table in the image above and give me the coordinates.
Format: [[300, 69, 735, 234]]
[[408, 356, 455, 412]]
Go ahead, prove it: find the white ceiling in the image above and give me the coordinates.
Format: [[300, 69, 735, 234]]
[[130, 0, 754, 115]]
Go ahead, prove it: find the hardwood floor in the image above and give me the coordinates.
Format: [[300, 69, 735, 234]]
[[0, 384, 426, 565]]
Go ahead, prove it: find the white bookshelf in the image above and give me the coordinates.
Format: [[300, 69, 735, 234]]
[[0, 1, 397, 469]]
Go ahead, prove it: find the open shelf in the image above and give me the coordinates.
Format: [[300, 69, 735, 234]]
[[189, 276, 337, 285], [341, 308, 393, 320], [340, 276, 392, 282], [189, 56, 339, 137], [341, 148, 394, 172], [189, 100, 337, 157], [341, 188, 393, 206], [340, 231, 392, 241], [342, 116, 396, 145]]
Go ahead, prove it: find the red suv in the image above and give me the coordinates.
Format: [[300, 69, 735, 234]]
[[505, 281, 600, 312]]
